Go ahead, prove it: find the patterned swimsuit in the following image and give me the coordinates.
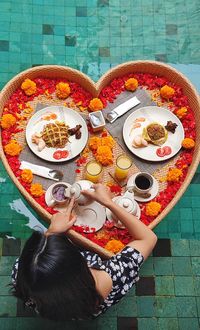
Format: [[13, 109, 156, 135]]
[[12, 246, 144, 317]]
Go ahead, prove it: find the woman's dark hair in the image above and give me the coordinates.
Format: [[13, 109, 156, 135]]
[[12, 231, 103, 321]]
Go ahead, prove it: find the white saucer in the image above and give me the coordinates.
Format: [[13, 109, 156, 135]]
[[106, 197, 141, 229], [127, 174, 159, 202], [45, 182, 71, 211], [75, 201, 106, 233]]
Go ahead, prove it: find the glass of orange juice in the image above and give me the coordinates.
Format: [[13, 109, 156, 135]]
[[115, 154, 132, 180], [85, 161, 103, 183]]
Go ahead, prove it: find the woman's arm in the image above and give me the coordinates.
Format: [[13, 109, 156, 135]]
[[82, 184, 157, 260]]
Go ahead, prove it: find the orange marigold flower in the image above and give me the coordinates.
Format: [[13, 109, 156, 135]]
[[104, 239, 125, 254], [125, 78, 138, 91], [0, 114, 17, 129], [182, 138, 195, 149], [145, 201, 161, 217], [167, 168, 183, 182], [176, 107, 187, 119], [160, 85, 175, 100], [30, 183, 44, 197], [101, 136, 115, 149], [88, 136, 102, 151], [56, 82, 71, 99], [4, 140, 22, 156], [21, 79, 37, 96], [96, 145, 113, 166], [89, 98, 103, 112], [21, 169, 33, 183]]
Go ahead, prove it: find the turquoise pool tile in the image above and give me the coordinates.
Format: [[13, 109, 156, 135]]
[[140, 257, 154, 276], [191, 257, 200, 276], [0, 296, 17, 317], [97, 317, 117, 330], [0, 256, 17, 275], [0, 275, 12, 295], [176, 297, 197, 317], [178, 318, 200, 330], [117, 296, 137, 316], [154, 257, 173, 275], [194, 277, 200, 296], [138, 317, 157, 330], [157, 318, 179, 330], [155, 296, 177, 317], [174, 276, 195, 296], [172, 257, 192, 275], [137, 296, 155, 317], [155, 276, 175, 295], [171, 239, 190, 257], [189, 240, 200, 256]]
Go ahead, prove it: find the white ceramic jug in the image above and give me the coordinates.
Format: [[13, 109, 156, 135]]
[[64, 180, 94, 205]]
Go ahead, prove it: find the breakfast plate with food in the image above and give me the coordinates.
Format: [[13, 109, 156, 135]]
[[123, 106, 184, 161], [26, 106, 88, 162]]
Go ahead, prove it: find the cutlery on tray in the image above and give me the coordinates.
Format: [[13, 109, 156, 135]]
[[20, 161, 63, 181], [106, 96, 140, 123]]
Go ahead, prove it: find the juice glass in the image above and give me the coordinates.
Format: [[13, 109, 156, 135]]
[[115, 154, 132, 180], [85, 161, 102, 183]]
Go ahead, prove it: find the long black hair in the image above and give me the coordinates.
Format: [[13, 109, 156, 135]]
[[12, 231, 103, 320]]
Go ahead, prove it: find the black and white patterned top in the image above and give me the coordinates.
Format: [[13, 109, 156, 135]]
[[11, 246, 144, 316]]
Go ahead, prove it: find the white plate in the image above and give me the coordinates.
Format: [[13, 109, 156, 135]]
[[26, 106, 88, 162], [123, 106, 184, 162], [75, 201, 106, 233], [106, 196, 141, 228], [127, 174, 159, 202]]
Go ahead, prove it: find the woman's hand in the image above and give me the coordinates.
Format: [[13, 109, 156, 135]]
[[81, 183, 113, 207], [45, 197, 77, 236]]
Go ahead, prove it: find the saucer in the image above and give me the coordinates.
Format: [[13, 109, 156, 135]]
[[106, 196, 141, 229], [45, 182, 71, 211], [75, 201, 106, 233], [127, 174, 159, 202]]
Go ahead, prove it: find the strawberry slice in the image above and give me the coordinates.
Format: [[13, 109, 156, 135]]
[[61, 150, 69, 158], [156, 147, 166, 157], [53, 150, 63, 160], [163, 146, 172, 155]]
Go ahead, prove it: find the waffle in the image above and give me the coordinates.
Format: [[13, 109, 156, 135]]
[[41, 121, 69, 148]]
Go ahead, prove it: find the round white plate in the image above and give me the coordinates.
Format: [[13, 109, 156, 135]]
[[123, 106, 184, 162], [26, 106, 88, 162], [75, 201, 106, 233], [106, 196, 141, 228], [127, 173, 159, 202]]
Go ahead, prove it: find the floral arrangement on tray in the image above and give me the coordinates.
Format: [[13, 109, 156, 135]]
[[0, 72, 196, 253]]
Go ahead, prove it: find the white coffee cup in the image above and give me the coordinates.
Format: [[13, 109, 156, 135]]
[[48, 182, 71, 207], [132, 172, 154, 194]]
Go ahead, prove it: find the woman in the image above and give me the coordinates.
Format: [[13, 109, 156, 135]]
[[11, 184, 157, 321]]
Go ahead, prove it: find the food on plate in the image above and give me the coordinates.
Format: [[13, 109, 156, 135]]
[[68, 124, 82, 139], [142, 122, 168, 145], [134, 117, 146, 122], [132, 135, 148, 148], [31, 133, 46, 151], [165, 121, 178, 133], [41, 121, 69, 148], [53, 150, 69, 160], [156, 146, 172, 157]]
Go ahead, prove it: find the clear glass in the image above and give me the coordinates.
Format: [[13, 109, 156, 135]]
[[115, 154, 132, 180]]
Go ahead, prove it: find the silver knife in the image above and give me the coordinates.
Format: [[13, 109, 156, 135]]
[[106, 96, 141, 123], [20, 161, 63, 181]]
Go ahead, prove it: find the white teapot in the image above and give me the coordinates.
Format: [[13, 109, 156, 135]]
[[64, 180, 94, 205], [115, 190, 137, 215]]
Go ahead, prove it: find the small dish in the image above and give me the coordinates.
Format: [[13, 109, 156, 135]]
[[45, 182, 71, 210], [89, 111, 106, 132], [75, 201, 106, 233], [127, 173, 159, 202]]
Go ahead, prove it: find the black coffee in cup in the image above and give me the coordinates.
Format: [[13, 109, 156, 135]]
[[135, 173, 153, 191], [52, 185, 67, 201]]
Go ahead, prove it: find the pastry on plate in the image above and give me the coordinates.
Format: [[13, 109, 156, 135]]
[[142, 122, 168, 146], [41, 121, 69, 148]]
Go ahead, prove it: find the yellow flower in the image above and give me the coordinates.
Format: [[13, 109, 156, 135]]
[[145, 201, 161, 217], [160, 85, 175, 100], [88, 136, 102, 151], [105, 239, 125, 254], [125, 78, 138, 91], [21, 79, 37, 96], [89, 98, 103, 112], [0, 114, 16, 129], [167, 168, 183, 182], [4, 140, 22, 156], [182, 138, 195, 149], [56, 82, 71, 99], [101, 136, 115, 149], [176, 107, 187, 119], [30, 183, 44, 197], [21, 169, 33, 183], [96, 145, 113, 166]]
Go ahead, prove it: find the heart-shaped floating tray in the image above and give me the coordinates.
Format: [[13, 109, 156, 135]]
[[0, 61, 200, 258]]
